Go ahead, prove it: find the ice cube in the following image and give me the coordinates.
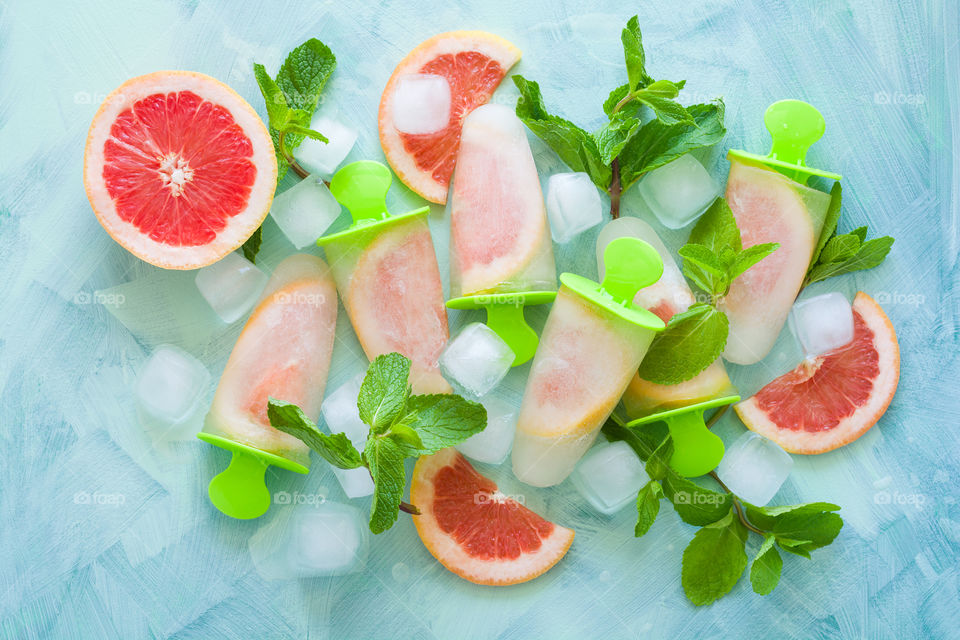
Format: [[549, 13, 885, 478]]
[[249, 502, 368, 580], [570, 440, 649, 515], [439, 323, 515, 397], [637, 154, 720, 229], [270, 175, 342, 249], [293, 115, 358, 177], [321, 373, 367, 448], [715, 431, 793, 506], [788, 292, 855, 357], [391, 74, 451, 134], [194, 252, 268, 323], [545, 172, 604, 243], [332, 466, 375, 499], [135, 345, 210, 438], [455, 396, 517, 464]]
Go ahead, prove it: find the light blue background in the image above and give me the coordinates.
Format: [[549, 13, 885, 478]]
[[1, 0, 958, 638]]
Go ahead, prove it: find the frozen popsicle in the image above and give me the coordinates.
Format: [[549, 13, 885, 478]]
[[595, 217, 737, 417], [199, 254, 338, 519], [318, 161, 451, 394], [719, 100, 841, 364], [512, 237, 666, 487], [447, 104, 558, 366]]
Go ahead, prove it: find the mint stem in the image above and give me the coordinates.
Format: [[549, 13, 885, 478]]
[[278, 129, 310, 179], [610, 158, 622, 220], [710, 471, 766, 536]]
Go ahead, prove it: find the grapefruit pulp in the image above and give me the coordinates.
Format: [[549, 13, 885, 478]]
[[735, 292, 899, 454], [410, 448, 574, 585], [84, 71, 276, 269], [379, 31, 521, 204]]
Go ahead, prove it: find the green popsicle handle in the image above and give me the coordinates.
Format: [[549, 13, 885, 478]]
[[207, 450, 272, 520], [764, 99, 826, 169], [485, 303, 538, 366], [329, 160, 392, 224], [600, 237, 664, 305], [665, 410, 725, 478]]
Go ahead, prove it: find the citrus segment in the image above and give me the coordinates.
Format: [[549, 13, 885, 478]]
[[735, 292, 900, 454], [411, 448, 574, 585]]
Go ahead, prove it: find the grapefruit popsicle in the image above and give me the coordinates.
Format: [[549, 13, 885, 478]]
[[319, 161, 451, 394], [447, 104, 557, 366], [199, 254, 339, 518], [511, 238, 666, 487], [719, 100, 840, 364]]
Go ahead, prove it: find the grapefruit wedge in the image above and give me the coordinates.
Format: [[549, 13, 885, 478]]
[[379, 31, 521, 204], [84, 71, 276, 269], [411, 448, 574, 586], [736, 292, 899, 454]]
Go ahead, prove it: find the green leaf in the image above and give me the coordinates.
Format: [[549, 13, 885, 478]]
[[595, 111, 643, 165], [603, 83, 631, 117], [819, 233, 861, 264], [635, 480, 664, 537], [745, 502, 844, 554], [401, 394, 487, 454], [810, 182, 842, 267], [804, 235, 895, 285], [603, 417, 669, 462], [617, 100, 726, 189], [363, 436, 408, 534], [727, 242, 780, 282], [267, 399, 362, 469], [636, 96, 694, 125], [680, 510, 748, 606], [275, 38, 336, 111], [253, 63, 290, 131], [775, 537, 814, 559], [513, 75, 612, 189], [689, 197, 741, 253], [662, 473, 733, 526], [678, 244, 726, 279], [240, 226, 262, 263], [750, 535, 783, 595], [636, 303, 729, 385], [284, 122, 328, 143], [850, 225, 868, 242], [387, 422, 423, 449], [358, 353, 412, 433], [621, 15, 653, 91], [644, 433, 673, 481]]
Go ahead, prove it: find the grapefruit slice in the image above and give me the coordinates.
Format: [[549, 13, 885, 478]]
[[449, 104, 555, 296], [342, 218, 451, 394], [410, 448, 574, 585], [84, 71, 276, 269], [735, 292, 899, 454], [379, 31, 521, 204]]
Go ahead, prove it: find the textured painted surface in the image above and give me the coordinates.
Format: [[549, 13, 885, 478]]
[[1, 0, 958, 638]]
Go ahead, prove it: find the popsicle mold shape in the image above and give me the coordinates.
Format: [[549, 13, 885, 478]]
[[319, 161, 451, 394], [512, 238, 665, 487], [625, 395, 740, 478], [727, 100, 842, 185]]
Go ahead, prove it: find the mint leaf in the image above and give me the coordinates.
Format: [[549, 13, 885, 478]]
[[401, 394, 487, 454], [689, 197, 741, 254], [637, 303, 729, 385], [617, 100, 726, 190], [681, 510, 748, 605], [677, 243, 727, 294], [387, 422, 423, 449], [603, 84, 631, 117], [267, 399, 362, 469], [635, 95, 694, 125], [284, 122, 328, 143], [364, 436, 407, 534], [727, 242, 780, 282], [635, 480, 663, 537], [240, 227, 262, 264], [621, 15, 653, 91], [810, 182, 843, 267], [662, 473, 732, 526], [644, 432, 673, 481], [358, 353, 412, 433], [745, 502, 844, 554], [275, 38, 336, 111], [595, 111, 643, 165], [819, 233, 861, 264], [254, 63, 290, 130], [804, 235, 894, 286], [513, 75, 612, 189], [750, 535, 783, 595]]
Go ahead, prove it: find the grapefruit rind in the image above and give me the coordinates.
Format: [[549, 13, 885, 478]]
[[735, 292, 900, 454], [379, 31, 521, 204], [410, 448, 574, 586], [84, 70, 276, 269]]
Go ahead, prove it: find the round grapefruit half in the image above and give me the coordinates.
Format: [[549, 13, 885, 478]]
[[735, 292, 899, 454], [410, 448, 574, 585], [379, 31, 521, 204], [84, 71, 276, 269]]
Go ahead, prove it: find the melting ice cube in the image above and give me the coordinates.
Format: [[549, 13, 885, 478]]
[[439, 323, 515, 397], [135, 345, 210, 439], [194, 252, 268, 323], [571, 440, 649, 515], [270, 176, 342, 249], [637, 154, 720, 229], [293, 115, 358, 178], [391, 74, 451, 134], [545, 172, 603, 243], [788, 292, 855, 357], [715, 431, 793, 506]]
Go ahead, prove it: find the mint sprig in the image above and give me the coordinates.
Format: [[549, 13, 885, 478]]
[[513, 15, 725, 218], [603, 416, 843, 605], [636, 303, 728, 385], [269, 353, 487, 534]]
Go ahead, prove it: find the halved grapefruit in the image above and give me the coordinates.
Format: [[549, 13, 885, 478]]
[[84, 71, 276, 269], [735, 292, 899, 454], [379, 31, 521, 204], [410, 448, 574, 585]]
